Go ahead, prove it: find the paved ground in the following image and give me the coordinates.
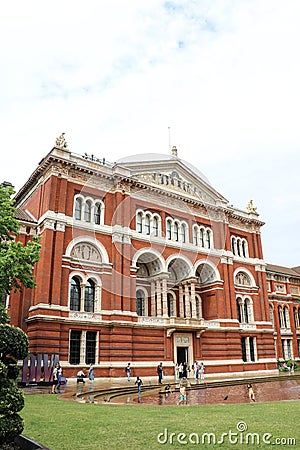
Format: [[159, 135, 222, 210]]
[[22, 371, 300, 406]]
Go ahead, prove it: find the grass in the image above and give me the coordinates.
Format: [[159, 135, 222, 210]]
[[21, 395, 300, 450]]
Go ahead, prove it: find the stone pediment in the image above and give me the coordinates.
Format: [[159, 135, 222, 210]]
[[116, 153, 228, 206]]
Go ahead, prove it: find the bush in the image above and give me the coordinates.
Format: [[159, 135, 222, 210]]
[[0, 324, 28, 446]]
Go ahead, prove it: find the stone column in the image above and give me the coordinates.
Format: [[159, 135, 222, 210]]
[[156, 280, 162, 316], [190, 280, 196, 318], [162, 278, 168, 317], [184, 284, 191, 318], [179, 284, 184, 318], [151, 281, 156, 316]]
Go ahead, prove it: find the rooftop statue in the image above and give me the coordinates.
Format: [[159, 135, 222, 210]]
[[55, 132, 68, 149], [247, 199, 258, 214]]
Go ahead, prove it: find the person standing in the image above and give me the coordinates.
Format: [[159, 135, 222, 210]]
[[177, 382, 187, 405], [199, 362, 205, 381], [157, 362, 163, 384], [135, 376, 143, 394], [126, 363, 131, 382], [51, 362, 60, 394], [88, 364, 94, 381]]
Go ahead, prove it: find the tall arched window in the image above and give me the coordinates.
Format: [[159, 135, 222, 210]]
[[136, 289, 145, 316], [136, 211, 143, 233], [193, 226, 198, 246], [283, 306, 290, 328], [206, 230, 211, 249], [84, 279, 95, 312], [94, 203, 101, 225], [244, 301, 249, 323], [236, 298, 243, 323], [145, 214, 150, 235], [166, 220, 172, 240], [174, 222, 179, 241], [180, 224, 186, 243], [75, 198, 82, 220], [84, 201, 92, 222], [153, 216, 159, 237], [70, 277, 81, 311], [199, 228, 204, 247]]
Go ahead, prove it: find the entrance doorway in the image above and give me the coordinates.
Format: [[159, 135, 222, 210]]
[[177, 346, 189, 364]]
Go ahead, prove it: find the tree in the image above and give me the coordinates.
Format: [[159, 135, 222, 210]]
[[0, 183, 41, 297], [0, 183, 41, 448]]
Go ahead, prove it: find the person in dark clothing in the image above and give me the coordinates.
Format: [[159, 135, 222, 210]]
[[157, 362, 163, 384]]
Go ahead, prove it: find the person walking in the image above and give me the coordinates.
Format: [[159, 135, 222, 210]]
[[125, 363, 131, 382], [77, 368, 86, 384], [56, 362, 63, 392], [135, 376, 143, 394], [247, 384, 256, 402], [157, 362, 163, 384]]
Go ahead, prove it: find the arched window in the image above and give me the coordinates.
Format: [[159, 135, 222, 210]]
[[75, 198, 82, 220], [145, 214, 150, 235], [174, 222, 179, 241], [193, 226, 198, 246], [70, 277, 81, 311], [153, 216, 159, 237], [84, 279, 95, 312], [244, 300, 249, 323], [236, 298, 243, 323], [136, 289, 145, 316], [94, 203, 101, 225], [231, 237, 236, 255], [136, 211, 143, 233], [283, 306, 290, 328], [199, 228, 204, 247], [206, 230, 211, 249], [180, 223, 186, 243], [84, 201, 92, 222], [166, 220, 172, 240]]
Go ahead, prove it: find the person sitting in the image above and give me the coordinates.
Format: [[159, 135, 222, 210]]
[[77, 369, 86, 383]]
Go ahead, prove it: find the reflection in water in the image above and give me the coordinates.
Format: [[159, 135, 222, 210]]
[[140, 379, 300, 406]]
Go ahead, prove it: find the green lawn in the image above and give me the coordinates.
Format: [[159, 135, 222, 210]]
[[21, 395, 300, 450]]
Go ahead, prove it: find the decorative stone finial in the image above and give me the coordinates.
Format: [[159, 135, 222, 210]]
[[171, 145, 178, 157], [246, 199, 258, 214], [55, 133, 68, 150]]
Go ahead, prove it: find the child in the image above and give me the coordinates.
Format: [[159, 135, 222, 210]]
[[177, 382, 187, 405], [135, 376, 143, 394], [247, 384, 256, 402]]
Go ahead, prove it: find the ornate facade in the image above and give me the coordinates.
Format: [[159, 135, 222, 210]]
[[7, 139, 295, 379]]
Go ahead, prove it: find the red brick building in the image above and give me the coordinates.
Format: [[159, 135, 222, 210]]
[[7, 136, 295, 379]]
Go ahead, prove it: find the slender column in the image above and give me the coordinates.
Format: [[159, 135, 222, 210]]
[[185, 284, 191, 318], [190, 280, 196, 318], [156, 280, 162, 316], [151, 281, 156, 316], [179, 284, 184, 318], [162, 278, 168, 317]]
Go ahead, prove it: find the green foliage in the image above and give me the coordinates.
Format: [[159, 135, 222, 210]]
[[0, 324, 29, 361], [0, 184, 39, 446], [0, 183, 41, 298], [0, 413, 24, 445], [0, 304, 10, 324], [0, 383, 24, 415]]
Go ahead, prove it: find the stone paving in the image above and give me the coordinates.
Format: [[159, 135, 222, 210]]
[[22, 372, 300, 406]]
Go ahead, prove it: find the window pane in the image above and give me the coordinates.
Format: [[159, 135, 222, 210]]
[[86, 331, 96, 365], [70, 277, 81, 311], [94, 204, 101, 224], [75, 198, 82, 220], [84, 280, 95, 312], [69, 330, 81, 364], [84, 201, 92, 222]]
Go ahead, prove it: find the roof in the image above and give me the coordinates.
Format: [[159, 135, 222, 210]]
[[266, 263, 300, 278], [14, 208, 37, 224]]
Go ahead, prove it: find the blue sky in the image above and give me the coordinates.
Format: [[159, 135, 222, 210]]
[[1, 0, 300, 267]]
